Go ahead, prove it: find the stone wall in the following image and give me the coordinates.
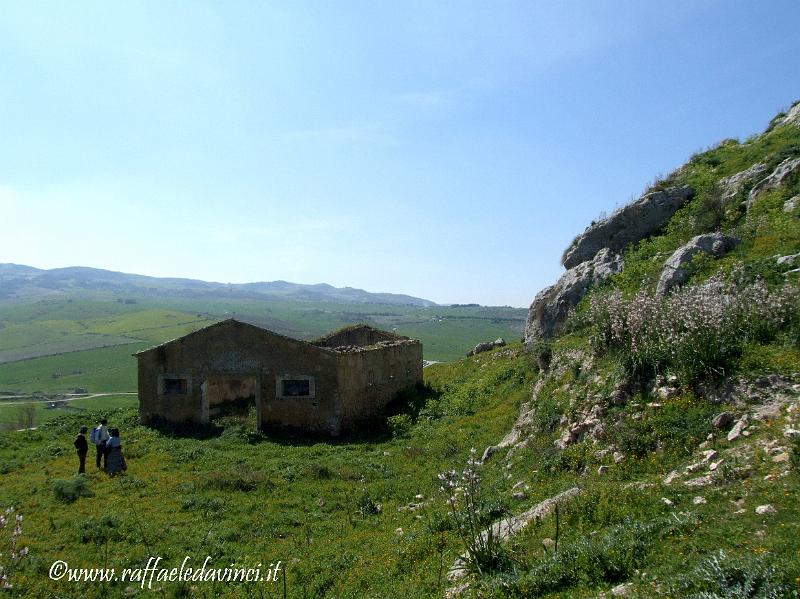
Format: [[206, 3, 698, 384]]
[[137, 320, 339, 431], [136, 320, 423, 435], [334, 341, 423, 431]]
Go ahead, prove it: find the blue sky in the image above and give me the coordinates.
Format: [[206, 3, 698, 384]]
[[1, 1, 797, 307]]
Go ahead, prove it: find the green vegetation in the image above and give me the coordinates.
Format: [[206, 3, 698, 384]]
[[0, 346, 531, 597], [0, 105, 798, 597], [52, 475, 94, 503], [584, 277, 799, 386]]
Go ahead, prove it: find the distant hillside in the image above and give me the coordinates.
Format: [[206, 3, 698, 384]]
[[0, 264, 436, 307]]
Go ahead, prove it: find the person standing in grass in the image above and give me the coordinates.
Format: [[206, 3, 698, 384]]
[[91, 418, 109, 470], [104, 428, 127, 476], [73, 425, 88, 474]]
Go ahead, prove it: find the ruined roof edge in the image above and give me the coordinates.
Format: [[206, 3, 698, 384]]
[[310, 323, 410, 344], [132, 318, 337, 357]]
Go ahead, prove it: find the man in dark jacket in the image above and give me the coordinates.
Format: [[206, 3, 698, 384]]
[[74, 425, 89, 474]]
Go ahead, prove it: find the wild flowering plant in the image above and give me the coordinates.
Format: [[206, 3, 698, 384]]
[[438, 448, 512, 577], [0, 507, 29, 589], [586, 273, 799, 384]]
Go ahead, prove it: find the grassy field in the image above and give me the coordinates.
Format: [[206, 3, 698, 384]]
[[0, 394, 138, 430], [0, 344, 797, 597], [0, 296, 526, 399], [0, 344, 148, 396], [0, 346, 532, 598]]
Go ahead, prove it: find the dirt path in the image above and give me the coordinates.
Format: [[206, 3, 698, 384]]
[[0, 392, 137, 406]]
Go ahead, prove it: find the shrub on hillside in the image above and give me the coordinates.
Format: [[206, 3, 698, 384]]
[[387, 413, 413, 438], [673, 550, 790, 598], [584, 274, 799, 385], [52, 475, 93, 503], [476, 515, 692, 597]]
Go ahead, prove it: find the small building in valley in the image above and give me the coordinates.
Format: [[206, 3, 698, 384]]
[[135, 320, 423, 435]]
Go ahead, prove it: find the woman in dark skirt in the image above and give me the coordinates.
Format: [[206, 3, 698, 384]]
[[105, 428, 127, 475]]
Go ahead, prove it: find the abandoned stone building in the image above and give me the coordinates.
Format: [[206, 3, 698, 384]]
[[135, 319, 423, 435]]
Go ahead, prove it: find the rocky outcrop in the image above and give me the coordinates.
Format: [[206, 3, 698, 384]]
[[555, 402, 606, 449], [718, 162, 767, 203], [777, 253, 800, 267], [747, 157, 800, 209], [777, 102, 800, 127], [525, 248, 623, 344], [561, 186, 694, 268], [656, 233, 739, 295], [785, 195, 799, 213], [466, 338, 506, 357]]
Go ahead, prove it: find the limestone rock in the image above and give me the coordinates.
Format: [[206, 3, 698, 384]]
[[772, 452, 790, 463], [727, 415, 749, 442], [656, 233, 739, 295], [448, 487, 581, 582], [608, 388, 629, 406], [467, 338, 506, 357], [561, 186, 694, 268], [479, 398, 537, 463], [661, 497, 674, 506], [785, 195, 799, 213], [718, 162, 768, 203], [776, 102, 800, 127], [525, 248, 623, 344], [597, 465, 609, 475], [777, 253, 800, 267], [747, 157, 800, 209], [655, 386, 678, 400], [693, 496, 707, 505], [611, 582, 633, 597], [684, 474, 715, 488], [755, 504, 777, 516], [784, 428, 800, 439], [712, 411, 735, 429]]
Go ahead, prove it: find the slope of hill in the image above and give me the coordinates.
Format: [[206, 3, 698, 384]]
[[0, 102, 798, 598]]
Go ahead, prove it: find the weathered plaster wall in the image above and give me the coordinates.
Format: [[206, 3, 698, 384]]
[[204, 376, 257, 406], [138, 320, 339, 431], [334, 341, 423, 430], [137, 321, 423, 435]]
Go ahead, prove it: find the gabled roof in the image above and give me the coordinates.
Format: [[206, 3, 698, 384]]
[[133, 318, 334, 357]]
